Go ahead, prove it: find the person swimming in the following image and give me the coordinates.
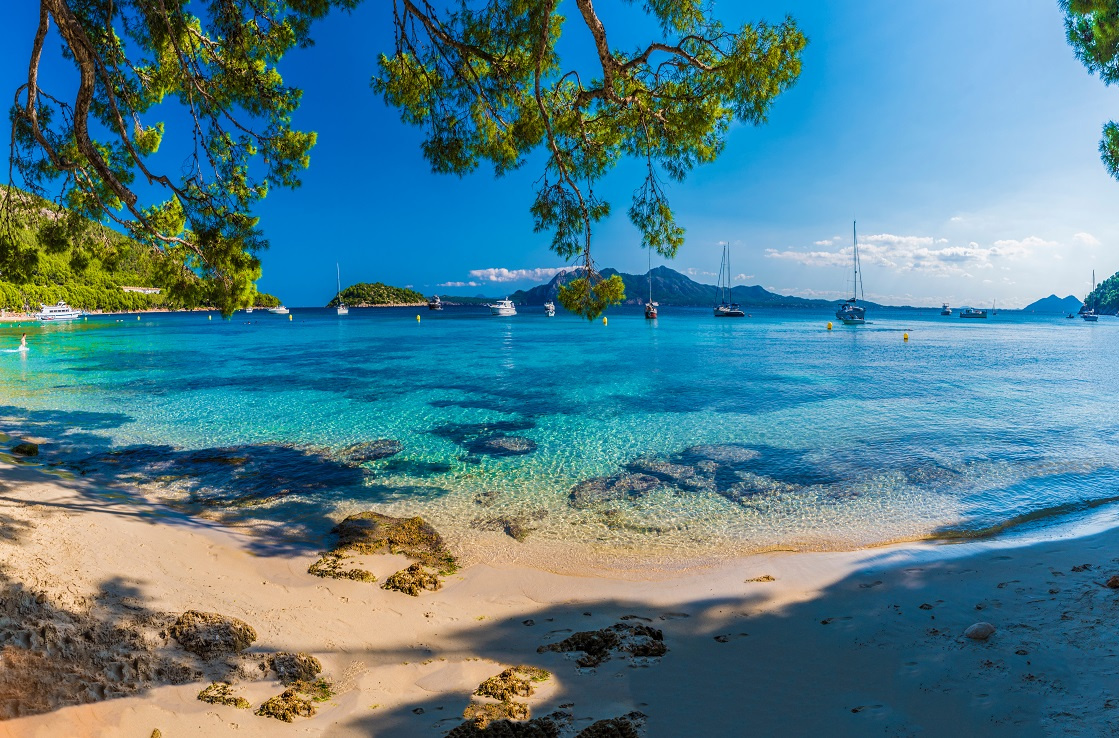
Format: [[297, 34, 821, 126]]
[[19, 333, 27, 351]]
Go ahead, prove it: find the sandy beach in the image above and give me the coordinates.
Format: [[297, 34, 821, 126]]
[[0, 453, 1116, 738]]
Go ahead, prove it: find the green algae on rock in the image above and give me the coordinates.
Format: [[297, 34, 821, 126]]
[[11, 442, 39, 457], [473, 666, 550, 702], [306, 552, 376, 583], [168, 611, 256, 660], [382, 562, 442, 596], [333, 512, 457, 572], [255, 688, 316, 722], [197, 682, 250, 709], [444, 710, 571, 737]]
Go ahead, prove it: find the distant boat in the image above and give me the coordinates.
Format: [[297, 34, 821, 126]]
[[36, 301, 82, 321], [268, 306, 289, 315], [941, 303, 952, 316], [335, 264, 349, 315], [835, 222, 866, 325], [489, 298, 516, 316], [1080, 270, 1098, 321], [428, 295, 443, 311], [713, 241, 745, 317], [544, 301, 556, 317], [246, 307, 254, 314], [960, 307, 987, 319], [645, 250, 658, 319]]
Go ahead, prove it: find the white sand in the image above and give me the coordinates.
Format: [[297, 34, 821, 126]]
[[1, 462, 1117, 737]]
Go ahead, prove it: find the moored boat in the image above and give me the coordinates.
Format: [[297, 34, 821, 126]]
[[489, 298, 516, 316], [644, 251, 658, 319], [959, 308, 987, 319], [544, 301, 556, 317], [36, 301, 82, 321], [713, 241, 745, 318], [335, 264, 349, 315], [428, 295, 443, 311], [268, 306, 290, 315], [835, 222, 866, 325], [940, 303, 952, 316]]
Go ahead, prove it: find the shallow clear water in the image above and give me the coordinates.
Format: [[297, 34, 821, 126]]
[[2, 306, 1118, 564]]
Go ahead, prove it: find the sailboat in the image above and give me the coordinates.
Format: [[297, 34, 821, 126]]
[[644, 250, 658, 319], [1081, 270, 1099, 321], [835, 222, 866, 325], [335, 264, 349, 315], [713, 242, 745, 317]]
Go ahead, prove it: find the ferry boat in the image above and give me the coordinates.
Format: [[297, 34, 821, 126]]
[[427, 295, 443, 311], [36, 301, 82, 321], [488, 298, 516, 316], [959, 308, 987, 319], [835, 222, 866, 325], [940, 303, 952, 316], [544, 301, 556, 317]]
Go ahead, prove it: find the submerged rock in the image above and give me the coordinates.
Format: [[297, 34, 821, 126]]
[[339, 439, 402, 464], [382, 563, 442, 596], [468, 436, 538, 457], [197, 682, 250, 709], [574, 712, 647, 738], [269, 652, 322, 685], [537, 623, 665, 668], [11, 442, 38, 457], [445, 711, 569, 738], [472, 515, 540, 542], [1106, 575, 1119, 589], [169, 611, 256, 660], [568, 473, 663, 509], [964, 622, 996, 641]]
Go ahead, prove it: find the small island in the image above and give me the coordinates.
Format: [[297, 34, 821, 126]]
[[327, 282, 426, 308]]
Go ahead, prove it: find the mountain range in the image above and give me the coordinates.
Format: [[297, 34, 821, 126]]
[[505, 266, 845, 308], [1021, 294, 1082, 313]]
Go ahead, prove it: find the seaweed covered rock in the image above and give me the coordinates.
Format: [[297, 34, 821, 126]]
[[307, 553, 376, 583], [537, 624, 665, 668], [468, 436, 537, 457], [340, 440, 403, 464], [255, 688, 316, 722], [11, 442, 39, 457], [474, 666, 550, 701], [464, 700, 530, 727], [269, 652, 322, 685], [197, 682, 250, 709], [382, 563, 442, 596], [332, 512, 456, 572], [444, 710, 569, 738], [169, 611, 256, 660], [574, 712, 647, 738]]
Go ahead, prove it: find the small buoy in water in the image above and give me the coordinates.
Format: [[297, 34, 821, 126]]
[[416, 314, 421, 322], [903, 332, 909, 342], [137, 315, 141, 321], [827, 322, 833, 330], [602, 316, 608, 326], [207, 314, 211, 320], [288, 313, 293, 321]]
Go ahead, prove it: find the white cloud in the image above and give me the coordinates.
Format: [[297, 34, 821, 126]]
[[813, 239, 833, 246], [1074, 232, 1101, 247], [766, 232, 1060, 278], [734, 273, 753, 281], [467, 267, 568, 283], [686, 267, 717, 278], [438, 280, 481, 288]]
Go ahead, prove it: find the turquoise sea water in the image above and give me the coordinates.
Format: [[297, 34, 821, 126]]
[[2, 306, 1118, 565]]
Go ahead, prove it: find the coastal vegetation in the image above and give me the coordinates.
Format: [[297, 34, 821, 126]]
[[1061, 1, 1119, 179], [6, 0, 806, 318], [327, 282, 425, 307], [1085, 269, 1119, 313]]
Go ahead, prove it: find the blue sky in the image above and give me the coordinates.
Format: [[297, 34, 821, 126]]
[[2, 0, 1117, 307]]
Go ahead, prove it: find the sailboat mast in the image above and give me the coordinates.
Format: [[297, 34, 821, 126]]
[[852, 221, 863, 304], [648, 249, 652, 303]]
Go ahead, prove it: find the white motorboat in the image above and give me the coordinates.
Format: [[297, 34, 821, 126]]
[[940, 303, 952, 316], [544, 301, 556, 316], [835, 222, 866, 325], [335, 264, 349, 315], [428, 295, 443, 311], [36, 301, 82, 321], [489, 298, 516, 316], [644, 250, 658, 319], [268, 306, 290, 315], [959, 308, 987, 319]]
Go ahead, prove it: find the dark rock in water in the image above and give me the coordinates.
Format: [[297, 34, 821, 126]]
[[269, 652, 322, 685], [1106, 575, 1119, 589], [11, 442, 38, 457], [625, 457, 697, 485], [537, 623, 665, 668], [468, 436, 537, 457], [472, 515, 542, 542], [339, 440, 402, 464], [431, 420, 536, 446], [169, 611, 256, 659], [574, 712, 647, 738], [682, 444, 759, 465], [569, 473, 663, 509], [382, 563, 442, 596]]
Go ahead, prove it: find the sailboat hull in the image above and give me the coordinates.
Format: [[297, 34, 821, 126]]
[[714, 305, 745, 318]]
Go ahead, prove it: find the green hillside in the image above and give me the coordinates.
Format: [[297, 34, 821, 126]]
[[1085, 271, 1119, 314], [327, 282, 425, 307]]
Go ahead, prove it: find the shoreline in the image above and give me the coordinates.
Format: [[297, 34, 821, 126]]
[[1, 456, 1118, 736]]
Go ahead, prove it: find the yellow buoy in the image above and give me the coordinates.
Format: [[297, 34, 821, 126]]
[[137, 315, 141, 321], [827, 321, 833, 330], [416, 314, 421, 322], [602, 316, 608, 326], [207, 314, 211, 320], [903, 332, 909, 342], [288, 313, 293, 321]]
